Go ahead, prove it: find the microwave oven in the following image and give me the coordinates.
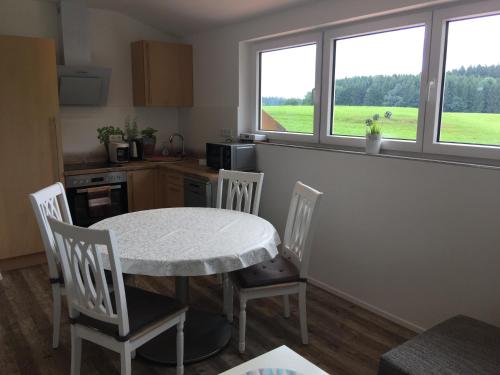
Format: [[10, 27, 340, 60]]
[[206, 142, 256, 171]]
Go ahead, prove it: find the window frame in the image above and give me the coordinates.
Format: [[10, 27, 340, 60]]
[[249, 0, 500, 161], [251, 32, 323, 143], [423, 0, 500, 159], [319, 12, 433, 152]]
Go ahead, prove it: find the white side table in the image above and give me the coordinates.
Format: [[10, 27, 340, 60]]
[[219, 346, 329, 375]]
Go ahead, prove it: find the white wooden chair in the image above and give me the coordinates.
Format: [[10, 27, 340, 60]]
[[48, 217, 187, 375], [29, 182, 72, 349], [217, 169, 264, 314], [227, 181, 323, 353], [216, 169, 264, 215]]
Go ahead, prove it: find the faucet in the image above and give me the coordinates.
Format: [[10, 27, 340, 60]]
[[169, 133, 185, 157]]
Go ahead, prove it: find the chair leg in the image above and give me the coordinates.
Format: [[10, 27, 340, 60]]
[[223, 274, 234, 322], [70, 326, 82, 375], [52, 284, 62, 349], [283, 294, 290, 318], [120, 343, 131, 375], [176, 318, 185, 375], [239, 295, 247, 353], [298, 283, 308, 345]]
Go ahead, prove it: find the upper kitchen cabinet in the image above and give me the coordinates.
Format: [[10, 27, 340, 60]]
[[131, 40, 193, 107]]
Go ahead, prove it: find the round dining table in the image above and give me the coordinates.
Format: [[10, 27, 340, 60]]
[[90, 207, 280, 364]]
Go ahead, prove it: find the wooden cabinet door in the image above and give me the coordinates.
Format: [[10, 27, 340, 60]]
[[166, 183, 184, 208], [147, 41, 193, 107], [156, 169, 169, 208], [127, 169, 157, 212], [0, 36, 62, 260], [157, 169, 184, 208], [131, 41, 193, 107]]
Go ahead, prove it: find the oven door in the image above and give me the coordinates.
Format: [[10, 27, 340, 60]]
[[66, 182, 128, 227]]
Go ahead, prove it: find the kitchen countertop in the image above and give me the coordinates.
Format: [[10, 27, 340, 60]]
[[64, 158, 219, 182]]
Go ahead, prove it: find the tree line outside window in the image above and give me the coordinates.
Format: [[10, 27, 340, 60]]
[[263, 64, 500, 114]]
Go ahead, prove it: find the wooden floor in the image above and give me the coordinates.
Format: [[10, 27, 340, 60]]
[[0, 265, 416, 375]]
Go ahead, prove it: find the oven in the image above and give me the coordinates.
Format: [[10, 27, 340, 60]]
[[65, 171, 128, 227]]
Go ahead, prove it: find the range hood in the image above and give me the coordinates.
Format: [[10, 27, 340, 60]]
[[57, 0, 111, 106]]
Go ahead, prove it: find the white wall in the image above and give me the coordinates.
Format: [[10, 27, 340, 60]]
[[257, 144, 500, 330], [181, 0, 500, 330], [0, 0, 180, 162]]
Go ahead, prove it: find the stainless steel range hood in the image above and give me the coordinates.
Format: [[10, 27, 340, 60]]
[[57, 0, 111, 106]]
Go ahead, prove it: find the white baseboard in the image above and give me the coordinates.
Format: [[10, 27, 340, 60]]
[[308, 277, 425, 333]]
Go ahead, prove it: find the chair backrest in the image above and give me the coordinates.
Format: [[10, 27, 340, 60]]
[[29, 182, 73, 280], [48, 217, 130, 336], [281, 181, 323, 279], [216, 169, 264, 215]]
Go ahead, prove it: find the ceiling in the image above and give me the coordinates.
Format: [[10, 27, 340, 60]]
[[81, 0, 317, 36]]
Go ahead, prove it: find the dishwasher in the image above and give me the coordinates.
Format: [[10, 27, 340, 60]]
[[184, 176, 214, 207]]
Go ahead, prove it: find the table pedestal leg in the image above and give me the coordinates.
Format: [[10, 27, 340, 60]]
[[136, 276, 232, 365], [175, 276, 189, 304]]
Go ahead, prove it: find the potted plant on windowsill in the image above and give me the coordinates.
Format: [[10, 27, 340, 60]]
[[365, 116, 382, 155], [141, 127, 158, 157], [97, 126, 125, 161]]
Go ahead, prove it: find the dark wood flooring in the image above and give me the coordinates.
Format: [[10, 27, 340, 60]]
[[0, 265, 416, 375]]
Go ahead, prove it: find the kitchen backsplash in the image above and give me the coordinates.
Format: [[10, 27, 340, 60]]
[[61, 105, 179, 163]]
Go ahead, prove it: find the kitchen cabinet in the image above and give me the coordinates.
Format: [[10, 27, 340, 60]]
[[127, 169, 157, 212], [0, 35, 63, 265], [158, 169, 184, 208], [131, 40, 193, 107]]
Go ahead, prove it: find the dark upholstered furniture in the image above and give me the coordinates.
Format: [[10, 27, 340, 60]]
[[233, 254, 301, 288], [72, 286, 186, 341], [378, 315, 500, 375]]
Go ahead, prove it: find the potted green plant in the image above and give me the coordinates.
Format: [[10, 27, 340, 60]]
[[124, 115, 139, 141], [124, 116, 143, 160], [141, 127, 158, 157], [97, 126, 124, 161], [365, 117, 382, 155]]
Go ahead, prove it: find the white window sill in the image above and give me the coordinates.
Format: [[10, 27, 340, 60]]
[[255, 140, 500, 171]]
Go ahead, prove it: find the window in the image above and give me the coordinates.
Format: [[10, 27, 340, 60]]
[[438, 15, 500, 146], [424, 1, 500, 159], [260, 44, 316, 134], [253, 33, 322, 142], [250, 0, 500, 160], [331, 27, 426, 141], [320, 14, 431, 150]]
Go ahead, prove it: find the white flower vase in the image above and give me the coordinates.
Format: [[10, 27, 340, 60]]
[[366, 134, 382, 155]]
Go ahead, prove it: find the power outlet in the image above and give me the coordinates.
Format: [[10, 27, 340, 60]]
[[220, 128, 232, 138]]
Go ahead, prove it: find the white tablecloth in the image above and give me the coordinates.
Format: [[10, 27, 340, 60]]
[[90, 207, 281, 277]]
